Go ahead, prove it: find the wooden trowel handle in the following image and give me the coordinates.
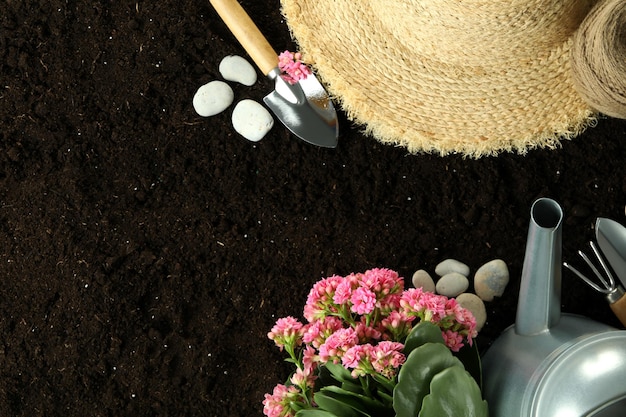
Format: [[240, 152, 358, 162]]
[[610, 295, 626, 327], [209, 0, 278, 76]]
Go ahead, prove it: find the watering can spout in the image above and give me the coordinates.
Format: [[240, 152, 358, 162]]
[[483, 198, 626, 417], [515, 198, 564, 336]]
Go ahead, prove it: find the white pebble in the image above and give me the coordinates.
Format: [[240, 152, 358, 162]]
[[412, 270, 436, 292], [219, 55, 257, 86], [231, 99, 274, 142], [435, 259, 470, 277], [436, 272, 469, 297], [474, 259, 509, 302], [456, 293, 487, 331], [193, 81, 234, 117]]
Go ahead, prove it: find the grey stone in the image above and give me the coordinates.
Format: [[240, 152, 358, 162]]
[[231, 99, 274, 142], [412, 269, 436, 292], [193, 80, 234, 117], [435, 259, 470, 277], [474, 259, 509, 301], [219, 55, 257, 86], [436, 272, 469, 297]]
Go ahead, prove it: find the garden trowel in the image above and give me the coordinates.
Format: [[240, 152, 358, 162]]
[[209, 0, 339, 148]]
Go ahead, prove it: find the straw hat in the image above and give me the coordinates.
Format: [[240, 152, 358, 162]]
[[280, 0, 598, 157]]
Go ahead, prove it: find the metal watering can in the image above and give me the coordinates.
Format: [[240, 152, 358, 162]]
[[482, 198, 626, 417]]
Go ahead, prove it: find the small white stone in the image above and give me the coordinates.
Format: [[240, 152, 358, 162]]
[[193, 80, 234, 117], [231, 99, 274, 142], [412, 270, 436, 292], [456, 293, 487, 331], [219, 55, 257, 86], [435, 259, 470, 277], [474, 259, 509, 302], [435, 272, 469, 297]]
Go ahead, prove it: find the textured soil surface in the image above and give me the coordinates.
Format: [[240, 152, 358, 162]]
[[2, 1, 626, 416]]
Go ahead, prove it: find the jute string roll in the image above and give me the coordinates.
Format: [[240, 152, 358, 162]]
[[571, 0, 626, 119]]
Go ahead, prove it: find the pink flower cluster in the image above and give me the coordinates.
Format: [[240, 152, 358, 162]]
[[263, 268, 478, 417], [267, 316, 303, 352], [262, 384, 304, 417], [342, 340, 406, 379], [277, 50, 312, 85]]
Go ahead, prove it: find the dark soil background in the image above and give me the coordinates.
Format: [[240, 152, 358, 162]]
[[1, 1, 626, 416]]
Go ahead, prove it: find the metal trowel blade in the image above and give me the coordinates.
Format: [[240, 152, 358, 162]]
[[263, 69, 338, 148], [596, 217, 626, 288]]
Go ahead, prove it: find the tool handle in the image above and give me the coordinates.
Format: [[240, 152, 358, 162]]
[[209, 0, 278, 76], [610, 295, 626, 327]]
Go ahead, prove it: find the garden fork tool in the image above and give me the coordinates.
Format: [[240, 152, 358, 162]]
[[564, 238, 626, 327]]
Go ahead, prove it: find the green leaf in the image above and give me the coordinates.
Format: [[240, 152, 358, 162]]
[[314, 390, 363, 417], [316, 363, 338, 388], [453, 340, 483, 389], [341, 380, 365, 394], [324, 362, 356, 384], [403, 322, 445, 355], [419, 366, 488, 417], [371, 373, 396, 394], [321, 385, 394, 417], [393, 343, 463, 417], [376, 390, 393, 405], [295, 409, 340, 417]]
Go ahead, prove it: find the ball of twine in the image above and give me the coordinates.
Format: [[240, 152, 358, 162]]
[[571, 0, 626, 119]]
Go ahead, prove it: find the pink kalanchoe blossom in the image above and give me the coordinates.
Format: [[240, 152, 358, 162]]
[[400, 289, 448, 322], [343, 341, 406, 379], [420, 292, 449, 322], [333, 278, 353, 305], [380, 310, 413, 340], [442, 330, 465, 352], [360, 268, 403, 296], [302, 316, 343, 348], [378, 292, 402, 314], [342, 344, 369, 369], [398, 287, 476, 349], [304, 275, 344, 322], [264, 269, 482, 415], [342, 344, 375, 377], [380, 310, 411, 331], [290, 366, 316, 389], [350, 286, 377, 315], [262, 384, 300, 417], [369, 341, 406, 379], [302, 345, 319, 375], [301, 320, 322, 346], [278, 50, 312, 85], [437, 297, 478, 346], [354, 320, 382, 342], [268, 316, 304, 351], [452, 305, 478, 344], [318, 327, 358, 363], [399, 287, 424, 311]]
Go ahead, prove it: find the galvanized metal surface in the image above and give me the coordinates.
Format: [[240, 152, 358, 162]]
[[264, 67, 338, 148], [482, 199, 626, 417]]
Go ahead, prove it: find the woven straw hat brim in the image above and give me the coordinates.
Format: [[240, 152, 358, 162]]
[[281, 0, 598, 157]]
